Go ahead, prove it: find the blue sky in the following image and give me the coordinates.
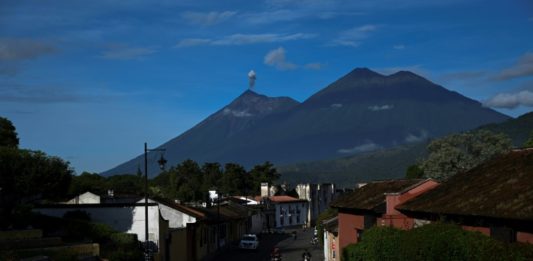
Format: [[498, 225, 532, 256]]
[[1, 0, 532, 174]]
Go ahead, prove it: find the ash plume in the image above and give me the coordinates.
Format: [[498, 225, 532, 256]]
[[248, 70, 256, 89]]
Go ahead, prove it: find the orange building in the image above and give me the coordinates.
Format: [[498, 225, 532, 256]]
[[331, 179, 439, 255]]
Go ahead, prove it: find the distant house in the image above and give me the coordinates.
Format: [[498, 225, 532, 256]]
[[65, 191, 101, 204], [322, 216, 339, 261], [296, 183, 337, 226], [269, 195, 309, 228], [331, 179, 439, 255], [397, 149, 533, 244]]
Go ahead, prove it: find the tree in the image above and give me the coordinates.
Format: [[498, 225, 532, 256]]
[[524, 131, 533, 148], [0, 117, 19, 148], [220, 163, 250, 196], [106, 174, 143, 195], [421, 130, 512, 180], [69, 172, 108, 196], [200, 162, 222, 201], [172, 159, 203, 202], [405, 164, 424, 179], [249, 161, 280, 195], [0, 147, 73, 227]]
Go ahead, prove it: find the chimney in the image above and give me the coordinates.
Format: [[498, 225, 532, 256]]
[[261, 182, 270, 198]]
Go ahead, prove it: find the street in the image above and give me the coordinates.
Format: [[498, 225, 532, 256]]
[[215, 228, 324, 261]]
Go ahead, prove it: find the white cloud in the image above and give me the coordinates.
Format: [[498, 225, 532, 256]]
[[405, 130, 428, 143], [264, 47, 297, 70], [305, 62, 325, 70], [368, 104, 394, 111], [213, 33, 315, 45], [494, 52, 533, 81], [176, 33, 315, 48], [182, 11, 237, 26], [483, 90, 533, 109], [223, 108, 253, 117], [330, 24, 377, 47], [101, 45, 156, 60], [338, 141, 381, 154], [393, 44, 405, 50], [331, 103, 342, 108]]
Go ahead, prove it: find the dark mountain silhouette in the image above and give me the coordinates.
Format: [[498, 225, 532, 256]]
[[279, 111, 532, 187], [102, 68, 509, 177]]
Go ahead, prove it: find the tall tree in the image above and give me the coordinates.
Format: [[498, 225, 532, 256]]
[[249, 161, 280, 195], [0, 117, 19, 148], [0, 148, 73, 227], [69, 172, 108, 196], [200, 162, 222, 201], [174, 159, 203, 202], [221, 163, 250, 196], [421, 130, 512, 180]]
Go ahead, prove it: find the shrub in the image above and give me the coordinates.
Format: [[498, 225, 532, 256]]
[[342, 223, 533, 261]]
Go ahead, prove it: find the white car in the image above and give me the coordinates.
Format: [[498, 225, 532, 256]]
[[239, 234, 259, 250]]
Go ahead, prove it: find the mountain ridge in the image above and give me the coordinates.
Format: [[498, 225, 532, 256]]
[[102, 68, 509, 177]]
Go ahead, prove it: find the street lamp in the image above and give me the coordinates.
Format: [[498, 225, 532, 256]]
[[144, 142, 166, 261]]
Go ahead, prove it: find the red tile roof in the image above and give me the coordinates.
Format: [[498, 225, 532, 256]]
[[397, 149, 533, 221], [331, 179, 425, 211], [269, 195, 307, 203]]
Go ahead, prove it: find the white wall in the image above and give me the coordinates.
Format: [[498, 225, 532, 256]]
[[143, 199, 196, 229], [274, 201, 308, 228], [35, 205, 161, 247], [66, 192, 100, 204]]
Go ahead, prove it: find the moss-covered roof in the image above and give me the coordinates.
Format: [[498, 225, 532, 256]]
[[397, 149, 533, 221], [331, 179, 424, 211]]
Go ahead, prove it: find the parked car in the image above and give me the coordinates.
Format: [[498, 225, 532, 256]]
[[239, 234, 259, 250]]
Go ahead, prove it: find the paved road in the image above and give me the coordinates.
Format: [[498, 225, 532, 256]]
[[215, 228, 323, 261]]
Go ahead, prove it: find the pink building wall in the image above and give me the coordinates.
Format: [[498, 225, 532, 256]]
[[338, 212, 365, 255], [517, 231, 533, 244], [380, 180, 440, 230]]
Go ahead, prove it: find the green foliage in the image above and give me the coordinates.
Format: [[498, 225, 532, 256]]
[[405, 164, 424, 179], [316, 208, 338, 245], [248, 161, 280, 195], [221, 163, 250, 196], [152, 160, 280, 202], [35, 213, 142, 260], [106, 174, 143, 194], [343, 223, 533, 261], [0, 117, 19, 148], [421, 130, 512, 180], [524, 131, 533, 148], [174, 159, 204, 201], [0, 147, 73, 228], [68, 172, 108, 196]]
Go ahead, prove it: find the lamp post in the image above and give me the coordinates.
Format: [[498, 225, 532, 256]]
[[144, 142, 167, 261]]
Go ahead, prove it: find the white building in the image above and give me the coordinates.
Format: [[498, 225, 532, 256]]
[[296, 183, 337, 226], [34, 202, 165, 249], [269, 196, 308, 228], [65, 191, 101, 204]]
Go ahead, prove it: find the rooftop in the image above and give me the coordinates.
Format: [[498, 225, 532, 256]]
[[331, 179, 425, 211], [397, 149, 533, 221]]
